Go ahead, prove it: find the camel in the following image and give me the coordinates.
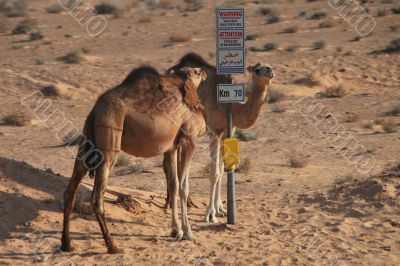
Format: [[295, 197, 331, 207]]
[[164, 53, 275, 223], [60, 65, 207, 254]]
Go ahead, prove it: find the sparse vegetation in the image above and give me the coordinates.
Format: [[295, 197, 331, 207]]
[[271, 104, 286, 113], [29, 30, 43, 41], [35, 57, 45, 65], [282, 26, 299, 34], [234, 129, 259, 141], [246, 33, 261, 40], [309, 11, 327, 20], [313, 40, 326, 50], [0, 0, 28, 17], [382, 106, 400, 116], [170, 33, 192, 43], [95, 2, 127, 18], [381, 118, 397, 133], [2, 111, 35, 126], [185, 0, 204, 11], [263, 42, 278, 51], [384, 38, 400, 53], [294, 74, 320, 87], [319, 19, 336, 28], [45, 3, 64, 14], [318, 85, 347, 98], [235, 157, 251, 173], [115, 153, 132, 167], [138, 14, 151, 23], [377, 9, 388, 16], [59, 48, 84, 64], [351, 36, 361, 42], [285, 44, 300, 52], [257, 7, 273, 15], [268, 88, 285, 103], [266, 12, 280, 24], [391, 6, 400, 14], [288, 155, 307, 168], [344, 112, 359, 123], [12, 18, 36, 34]]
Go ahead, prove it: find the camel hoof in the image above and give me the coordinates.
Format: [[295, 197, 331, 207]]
[[60, 244, 75, 252], [108, 247, 124, 254], [216, 209, 227, 217], [170, 229, 183, 240], [183, 232, 196, 241]]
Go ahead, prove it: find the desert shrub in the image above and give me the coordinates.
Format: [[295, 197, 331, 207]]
[[257, 7, 273, 15], [382, 106, 400, 116], [35, 57, 45, 65], [234, 129, 259, 141], [12, 18, 35, 34], [29, 30, 43, 41], [267, 12, 280, 24], [268, 88, 285, 103], [377, 9, 388, 16], [391, 7, 400, 14], [313, 40, 326, 49], [170, 34, 192, 43], [285, 44, 300, 52], [351, 36, 361, 42], [235, 157, 251, 173], [309, 11, 327, 20], [389, 25, 398, 32], [138, 14, 151, 23], [384, 38, 400, 53], [263, 42, 277, 51], [115, 153, 131, 167], [294, 74, 320, 87], [0, 0, 27, 17], [344, 112, 359, 122], [158, 0, 174, 9], [298, 10, 306, 17], [185, 0, 203, 11], [271, 104, 286, 113], [60, 48, 84, 64], [319, 19, 336, 28], [318, 85, 347, 98], [288, 155, 307, 168], [282, 25, 299, 33], [246, 33, 261, 40], [2, 111, 34, 126], [381, 118, 397, 133], [94, 2, 116, 14], [46, 3, 64, 13]]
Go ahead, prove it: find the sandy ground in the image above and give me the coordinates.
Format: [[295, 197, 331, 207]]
[[0, 0, 399, 265]]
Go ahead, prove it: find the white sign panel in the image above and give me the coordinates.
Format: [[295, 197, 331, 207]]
[[218, 84, 245, 103], [217, 29, 245, 49], [217, 50, 245, 74], [217, 8, 245, 29]]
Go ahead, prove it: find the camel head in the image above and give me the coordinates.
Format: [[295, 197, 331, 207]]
[[176, 67, 207, 88], [247, 63, 275, 88]]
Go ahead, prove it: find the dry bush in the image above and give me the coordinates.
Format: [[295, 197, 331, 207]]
[[377, 9, 388, 16], [271, 104, 286, 113], [170, 33, 192, 43], [309, 11, 327, 20], [2, 111, 35, 126], [319, 19, 336, 28], [268, 88, 285, 103], [0, 0, 27, 17], [351, 36, 361, 42], [381, 118, 397, 133], [263, 42, 277, 51], [236, 157, 251, 173], [59, 48, 84, 64], [12, 18, 35, 34], [344, 112, 359, 123], [95, 1, 127, 18], [185, 0, 203, 11], [115, 153, 131, 167], [266, 12, 280, 24], [318, 85, 347, 98], [116, 194, 142, 214], [282, 25, 299, 34], [362, 122, 373, 129], [246, 33, 261, 40], [35, 57, 45, 65], [46, 3, 64, 13], [294, 74, 320, 87], [384, 38, 400, 53], [313, 40, 326, 49], [138, 14, 151, 23], [288, 155, 307, 168], [382, 106, 400, 116], [257, 7, 273, 15], [391, 7, 400, 14], [29, 30, 43, 41], [234, 129, 259, 141], [285, 44, 300, 52], [74, 200, 93, 215]]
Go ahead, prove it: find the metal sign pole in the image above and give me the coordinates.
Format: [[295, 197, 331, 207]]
[[226, 103, 236, 224]]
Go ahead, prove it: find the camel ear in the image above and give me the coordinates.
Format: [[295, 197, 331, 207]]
[[192, 68, 207, 81]]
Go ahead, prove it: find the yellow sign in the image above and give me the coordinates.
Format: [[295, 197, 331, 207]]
[[223, 138, 239, 170]]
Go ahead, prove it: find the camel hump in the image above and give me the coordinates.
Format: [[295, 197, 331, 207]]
[[120, 66, 161, 86], [178, 52, 213, 68]]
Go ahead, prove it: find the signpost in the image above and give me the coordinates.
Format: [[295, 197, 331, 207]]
[[216, 7, 245, 225]]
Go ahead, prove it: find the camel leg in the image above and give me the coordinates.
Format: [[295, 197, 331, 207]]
[[165, 149, 183, 239], [61, 159, 87, 252], [205, 133, 222, 223], [90, 158, 123, 254], [178, 139, 195, 240], [215, 142, 227, 217], [163, 155, 170, 209]]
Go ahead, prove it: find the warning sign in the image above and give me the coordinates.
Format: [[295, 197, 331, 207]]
[[217, 29, 245, 49], [217, 8, 245, 29]]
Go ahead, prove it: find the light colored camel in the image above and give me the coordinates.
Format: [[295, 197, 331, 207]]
[[60, 65, 207, 254], [165, 53, 275, 222]]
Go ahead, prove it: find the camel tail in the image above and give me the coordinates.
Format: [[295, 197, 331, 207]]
[[78, 111, 100, 178]]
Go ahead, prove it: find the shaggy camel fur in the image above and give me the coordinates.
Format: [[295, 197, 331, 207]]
[[165, 53, 275, 223], [61, 66, 206, 254]]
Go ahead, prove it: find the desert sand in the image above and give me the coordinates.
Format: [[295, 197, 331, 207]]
[[0, 0, 399, 265]]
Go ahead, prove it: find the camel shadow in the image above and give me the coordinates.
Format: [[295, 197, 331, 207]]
[[0, 156, 93, 241]]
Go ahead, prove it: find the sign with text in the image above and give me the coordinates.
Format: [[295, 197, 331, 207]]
[[217, 84, 245, 103], [216, 8, 245, 75], [218, 29, 245, 49], [217, 8, 245, 29]]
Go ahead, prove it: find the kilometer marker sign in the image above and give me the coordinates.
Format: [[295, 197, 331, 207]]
[[217, 84, 245, 103]]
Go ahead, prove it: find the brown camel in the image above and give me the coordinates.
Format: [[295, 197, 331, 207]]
[[164, 53, 275, 222], [60, 65, 207, 254]]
